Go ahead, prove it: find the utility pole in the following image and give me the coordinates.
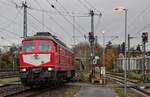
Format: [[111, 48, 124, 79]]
[[89, 10, 95, 76], [42, 9, 45, 31], [15, 1, 29, 39], [124, 9, 128, 97], [102, 31, 106, 84], [73, 16, 75, 46], [128, 34, 134, 71], [22, 1, 28, 39], [88, 10, 102, 82], [90, 10, 94, 35], [115, 7, 128, 97], [143, 41, 146, 74]]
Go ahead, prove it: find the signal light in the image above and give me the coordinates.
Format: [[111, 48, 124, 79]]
[[142, 32, 148, 43], [88, 32, 95, 44]]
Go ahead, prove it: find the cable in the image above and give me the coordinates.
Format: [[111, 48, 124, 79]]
[[30, 4, 88, 43], [31, 8, 89, 32], [84, 0, 100, 13], [53, 0, 88, 34], [52, 0, 71, 16], [30, 6, 89, 16], [33, 0, 43, 8], [132, 23, 150, 36], [1, 9, 21, 31], [33, 0, 72, 40], [1, 36, 14, 45], [34, 0, 68, 33], [77, 0, 90, 11], [1, 0, 37, 36], [129, 4, 150, 27], [0, 27, 21, 38], [27, 12, 55, 33], [95, 15, 102, 32], [0, 8, 22, 38], [46, 0, 85, 37], [52, 2, 82, 44], [15, 7, 39, 34], [83, 0, 102, 32], [0, 0, 14, 8], [128, 4, 150, 35]]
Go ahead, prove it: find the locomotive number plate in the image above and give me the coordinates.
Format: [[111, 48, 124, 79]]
[[32, 68, 42, 73]]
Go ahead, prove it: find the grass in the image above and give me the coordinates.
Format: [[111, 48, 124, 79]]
[[114, 88, 142, 97], [128, 72, 142, 79], [109, 71, 144, 82], [61, 85, 80, 97], [0, 77, 19, 84]]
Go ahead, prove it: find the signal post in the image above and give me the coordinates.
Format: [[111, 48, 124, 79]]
[[142, 32, 148, 82]]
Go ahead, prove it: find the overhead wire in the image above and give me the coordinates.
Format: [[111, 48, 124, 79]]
[[29, 3, 87, 43], [84, 0, 100, 13], [27, 12, 55, 33], [53, 0, 88, 44], [53, 0, 88, 35], [1, 8, 22, 31], [0, 5, 22, 39], [3, 0, 37, 33], [0, 0, 14, 8], [33, 0, 71, 42], [34, 0, 68, 33], [82, 0, 102, 32], [132, 23, 150, 36], [52, 0, 72, 16], [0, 0, 33, 37], [49, 0, 83, 43], [128, 4, 150, 35], [8, 0, 48, 35], [30, 6, 89, 16], [30, 6, 89, 35], [4, 0, 38, 36], [15, 6, 39, 34], [129, 4, 150, 29], [77, 0, 90, 11], [0, 37, 14, 45], [46, 0, 85, 37], [0, 27, 21, 38]]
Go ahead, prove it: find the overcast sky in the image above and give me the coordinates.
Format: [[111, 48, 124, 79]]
[[0, 0, 150, 50]]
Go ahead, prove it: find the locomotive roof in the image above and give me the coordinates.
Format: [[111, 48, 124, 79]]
[[23, 32, 72, 52]]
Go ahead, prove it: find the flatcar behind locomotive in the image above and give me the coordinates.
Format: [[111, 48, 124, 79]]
[[19, 32, 75, 87]]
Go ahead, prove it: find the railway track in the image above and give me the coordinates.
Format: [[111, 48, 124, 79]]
[[0, 84, 52, 97], [107, 74, 150, 97], [0, 71, 19, 79], [0, 83, 67, 97], [0, 83, 29, 97]]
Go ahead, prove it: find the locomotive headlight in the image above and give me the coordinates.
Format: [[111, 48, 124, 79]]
[[48, 67, 53, 71], [21, 68, 26, 72]]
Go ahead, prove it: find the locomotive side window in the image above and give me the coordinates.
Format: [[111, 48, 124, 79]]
[[38, 42, 50, 51], [23, 42, 34, 52]]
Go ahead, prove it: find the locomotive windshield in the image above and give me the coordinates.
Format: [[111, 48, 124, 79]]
[[23, 42, 34, 52], [38, 42, 50, 51]]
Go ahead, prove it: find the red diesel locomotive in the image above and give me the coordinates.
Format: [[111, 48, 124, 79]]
[[20, 32, 75, 87]]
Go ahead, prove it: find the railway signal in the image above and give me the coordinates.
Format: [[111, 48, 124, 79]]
[[142, 32, 148, 43], [88, 32, 95, 45], [142, 32, 148, 82]]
